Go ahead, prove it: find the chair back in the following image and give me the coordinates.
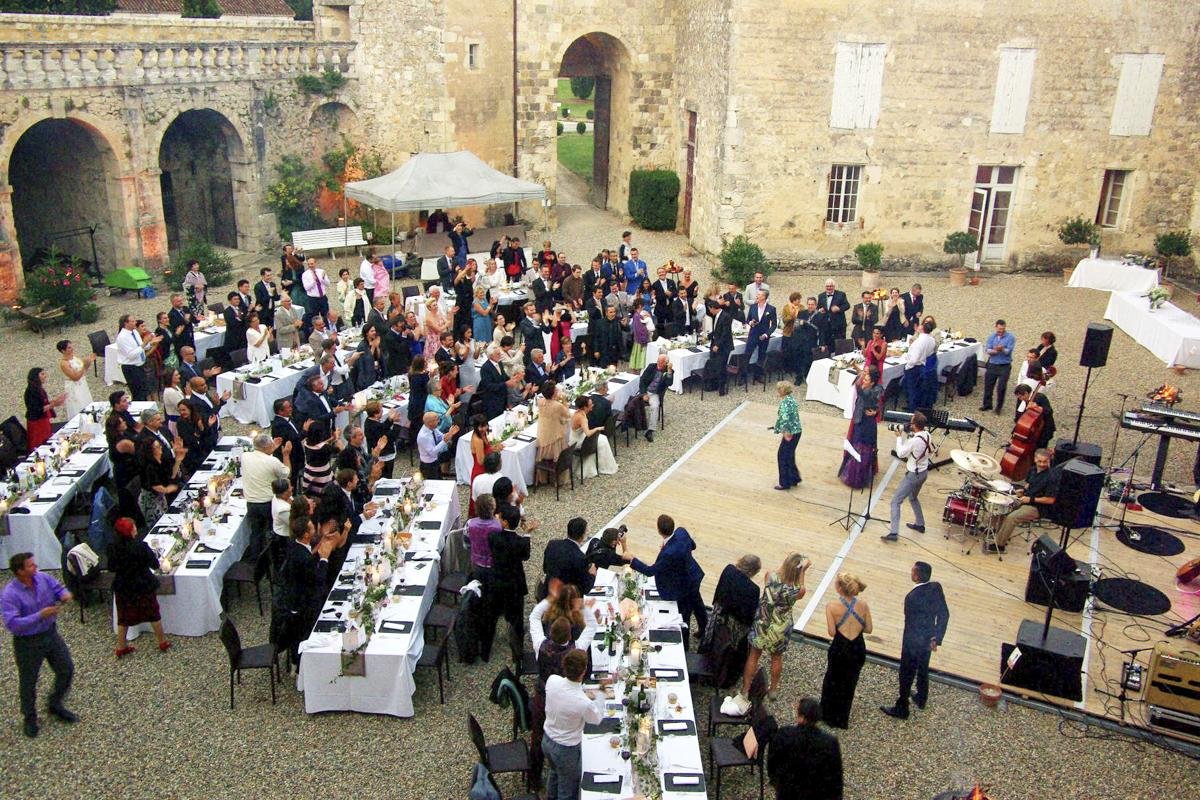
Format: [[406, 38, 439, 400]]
[[87, 329, 111, 358], [197, 357, 217, 377], [208, 302, 226, 315], [602, 416, 616, 446], [1, 416, 29, 457], [402, 285, 421, 301], [253, 546, 273, 583], [229, 348, 249, 369], [467, 713, 491, 766], [581, 431, 600, 458], [834, 338, 855, 355], [219, 616, 243, 668], [555, 444, 576, 472], [0, 431, 19, 471], [726, 352, 747, 375], [810, 346, 827, 361], [881, 378, 902, 410]]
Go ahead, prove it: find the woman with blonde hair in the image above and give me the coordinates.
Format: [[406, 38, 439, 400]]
[[820, 571, 873, 728], [727, 552, 812, 713], [773, 381, 802, 490]]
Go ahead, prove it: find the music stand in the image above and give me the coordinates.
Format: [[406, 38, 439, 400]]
[[830, 444, 883, 532]]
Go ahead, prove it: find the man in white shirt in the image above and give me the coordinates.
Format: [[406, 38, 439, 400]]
[[743, 271, 771, 309], [416, 411, 459, 479], [902, 319, 938, 413], [241, 433, 292, 557], [358, 252, 376, 297], [115, 313, 157, 401], [542, 649, 605, 800], [269, 478, 294, 570], [882, 412, 931, 542], [301, 257, 330, 332], [471, 451, 503, 505]]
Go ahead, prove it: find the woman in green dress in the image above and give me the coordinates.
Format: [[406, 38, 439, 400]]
[[727, 552, 811, 713], [773, 381, 803, 490]]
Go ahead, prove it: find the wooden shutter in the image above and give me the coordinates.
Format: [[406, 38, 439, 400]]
[[830, 43, 886, 129], [990, 48, 1036, 134], [1110, 53, 1164, 137]]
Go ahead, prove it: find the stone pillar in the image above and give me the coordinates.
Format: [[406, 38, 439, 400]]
[[133, 169, 169, 269], [228, 155, 259, 252], [0, 186, 22, 303]]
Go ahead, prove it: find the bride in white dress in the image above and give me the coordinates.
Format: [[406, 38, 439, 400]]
[[245, 313, 273, 363], [569, 396, 617, 478], [56, 339, 95, 418]]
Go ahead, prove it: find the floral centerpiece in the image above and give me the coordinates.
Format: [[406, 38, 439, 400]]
[[1144, 287, 1170, 310]]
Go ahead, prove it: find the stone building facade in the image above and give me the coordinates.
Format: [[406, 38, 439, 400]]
[[1, 2, 1197, 300]]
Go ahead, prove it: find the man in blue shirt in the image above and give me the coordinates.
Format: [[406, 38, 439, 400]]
[[980, 319, 1016, 413], [2, 553, 76, 738]]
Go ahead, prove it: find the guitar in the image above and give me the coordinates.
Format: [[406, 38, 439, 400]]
[[1000, 403, 1044, 481]]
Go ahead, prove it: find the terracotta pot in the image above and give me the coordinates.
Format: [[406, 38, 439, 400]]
[[979, 683, 1002, 708], [860, 270, 880, 290], [949, 267, 967, 287], [969, 275, 981, 286], [1062, 267, 1074, 285]]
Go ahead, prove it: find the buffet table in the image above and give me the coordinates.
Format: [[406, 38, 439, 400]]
[[1105, 290, 1200, 368], [805, 339, 983, 417], [1068, 257, 1159, 293], [297, 478, 460, 717]]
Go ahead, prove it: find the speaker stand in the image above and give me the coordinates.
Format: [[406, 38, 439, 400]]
[[1071, 365, 1095, 446]]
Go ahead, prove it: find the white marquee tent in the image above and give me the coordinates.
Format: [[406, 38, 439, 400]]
[[343, 150, 546, 211]]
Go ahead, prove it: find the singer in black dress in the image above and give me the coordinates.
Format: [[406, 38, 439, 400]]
[[820, 572, 872, 728]]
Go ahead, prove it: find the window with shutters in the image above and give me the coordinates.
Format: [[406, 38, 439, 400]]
[[829, 43, 887, 130], [1110, 54, 1164, 136], [826, 165, 863, 225], [990, 48, 1036, 134], [467, 43, 481, 70], [1096, 170, 1130, 228]]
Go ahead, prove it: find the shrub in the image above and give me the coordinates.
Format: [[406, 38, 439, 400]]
[[0, 0, 116, 12], [284, 0, 312, 19], [717, 235, 770, 286], [854, 241, 883, 270], [576, 121, 587, 134], [78, 303, 102, 325], [1057, 216, 1099, 247], [570, 76, 595, 100], [167, 238, 234, 293], [1155, 230, 1193, 258], [265, 155, 324, 237], [181, 0, 220, 17], [557, 122, 564, 136], [296, 68, 347, 97], [20, 250, 96, 322], [586, 109, 594, 120], [561, 107, 570, 118], [942, 231, 979, 268], [628, 169, 680, 231]]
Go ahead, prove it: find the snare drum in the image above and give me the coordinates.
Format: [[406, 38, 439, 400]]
[[982, 491, 1020, 518]]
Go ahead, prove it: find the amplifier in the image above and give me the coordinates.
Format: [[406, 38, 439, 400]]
[[1146, 641, 1200, 716], [1148, 705, 1200, 745]]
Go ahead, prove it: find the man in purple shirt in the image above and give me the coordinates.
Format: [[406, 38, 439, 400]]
[[1, 552, 77, 738]]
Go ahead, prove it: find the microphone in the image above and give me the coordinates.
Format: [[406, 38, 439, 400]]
[[1115, 392, 1136, 399], [964, 417, 996, 437]]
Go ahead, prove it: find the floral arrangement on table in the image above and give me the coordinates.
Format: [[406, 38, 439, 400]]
[[614, 570, 664, 800], [663, 333, 700, 351], [1122, 253, 1157, 268], [1144, 287, 1170, 310], [1148, 384, 1181, 406], [233, 361, 277, 381], [0, 430, 98, 518]]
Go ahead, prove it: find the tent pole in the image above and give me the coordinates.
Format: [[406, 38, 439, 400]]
[[391, 211, 396, 280]]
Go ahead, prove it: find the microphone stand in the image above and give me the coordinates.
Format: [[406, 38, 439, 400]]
[[1093, 645, 1155, 724], [830, 443, 883, 532], [1107, 392, 1136, 475]]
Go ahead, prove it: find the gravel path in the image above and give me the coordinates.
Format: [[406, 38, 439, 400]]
[[0, 189, 1193, 798]]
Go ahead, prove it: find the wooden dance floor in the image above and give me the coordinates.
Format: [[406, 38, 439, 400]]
[[607, 401, 1200, 732]]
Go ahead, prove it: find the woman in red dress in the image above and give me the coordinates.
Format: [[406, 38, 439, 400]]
[[467, 414, 503, 516], [24, 367, 64, 449], [863, 325, 887, 378]]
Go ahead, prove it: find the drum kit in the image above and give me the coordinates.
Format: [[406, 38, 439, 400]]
[[943, 449, 1022, 555]]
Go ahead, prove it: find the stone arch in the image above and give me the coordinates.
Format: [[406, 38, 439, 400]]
[[5, 115, 128, 280], [158, 108, 252, 251], [557, 31, 633, 210], [309, 101, 361, 153]]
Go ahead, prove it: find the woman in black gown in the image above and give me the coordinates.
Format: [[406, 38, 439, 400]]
[[820, 572, 872, 728], [838, 367, 881, 488], [881, 287, 908, 342]]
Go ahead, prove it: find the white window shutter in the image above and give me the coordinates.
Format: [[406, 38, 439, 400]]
[[1110, 53, 1165, 137], [990, 48, 1036, 134], [830, 43, 886, 130]]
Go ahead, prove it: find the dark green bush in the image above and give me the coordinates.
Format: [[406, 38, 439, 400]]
[[628, 169, 680, 231], [942, 231, 979, 268], [167, 239, 234, 293], [1155, 230, 1193, 258], [575, 121, 586, 134], [1057, 216, 1099, 247], [296, 68, 346, 97], [854, 242, 883, 270], [20, 251, 96, 322], [586, 110, 594, 120], [570, 77, 595, 100], [717, 236, 769, 286], [561, 107, 570, 118], [557, 122, 564, 136], [181, 0, 220, 18], [265, 155, 324, 237], [284, 0, 312, 19], [0, 0, 115, 13], [78, 303, 101, 325]]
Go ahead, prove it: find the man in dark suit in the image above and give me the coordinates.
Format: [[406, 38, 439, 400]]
[[185, 376, 227, 453], [525, 349, 554, 390], [900, 283, 924, 333], [478, 347, 512, 419], [223, 292, 246, 358], [294, 374, 340, 429], [591, 305, 624, 368], [705, 301, 735, 394], [518, 303, 552, 365], [168, 293, 195, 357], [881, 561, 950, 719], [236, 279, 256, 316], [582, 258, 610, 298], [436, 245, 456, 292], [651, 267, 677, 330], [795, 297, 824, 382], [271, 398, 307, 488], [768, 697, 843, 800], [254, 268, 279, 326], [720, 281, 746, 322], [819, 279, 849, 342], [318, 468, 376, 539], [531, 265, 556, 314], [433, 331, 458, 366], [630, 514, 706, 648], [485, 506, 532, 664], [502, 238, 528, 282], [669, 293, 694, 338], [745, 288, 778, 381], [587, 383, 613, 429], [271, 517, 340, 666], [540, 517, 595, 598]]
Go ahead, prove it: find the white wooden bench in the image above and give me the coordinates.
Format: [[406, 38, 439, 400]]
[[292, 226, 368, 257]]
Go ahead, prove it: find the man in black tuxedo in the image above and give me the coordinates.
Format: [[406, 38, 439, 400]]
[[582, 258, 609, 298], [223, 292, 246, 359], [768, 697, 843, 800], [705, 301, 735, 394], [525, 349, 555, 391], [591, 305, 624, 368], [539, 517, 595, 599], [881, 561, 950, 719], [478, 346, 513, 419], [436, 245, 456, 292], [669, 292, 694, 338], [651, 267, 677, 330], [294, 374, 342, 429], [318, 469, 377, 543], [271, 397, 307, 488], [254, 268, 280, 326], [587, 382, 613, 429], [900, 283, 924, 334], [720, 281, 746, 322], [271, 518, 340, 667], [795, 297, 824, 382], [745, 288, 777, 381], [484, 506, 532, 664], [236, 279, 257, 316], [531, 265, 556, 313], [168, 293, 195, 357], [819, 279, 849, 342], [518, 303, 552, 365]]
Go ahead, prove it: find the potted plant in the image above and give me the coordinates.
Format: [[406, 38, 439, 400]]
[[1155, 230, 1193, 281], [942, 231, 978, 287], [1057, 216, 1100, 283], [854, 241, 883, 290]]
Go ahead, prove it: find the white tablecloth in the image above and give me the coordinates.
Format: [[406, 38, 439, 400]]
[[805, 340, 983, 417], [0, 401, 157, 567], [215, 348, 353, 427], [580, 571, 706, 800], [1105, 290, 1200, 368], [298, 479, 460, 717], [454, 373, 641, 494], [104, 327, 224, 385], [419, 247, 531, 283], [1068, 258, 1159, 293], [646, 329, 783, 394]]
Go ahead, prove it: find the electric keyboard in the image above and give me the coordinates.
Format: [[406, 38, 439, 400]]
[[1120, 409, 1200, 488], [883, 410, 978, 433], [1140, 402, 1200, 426]]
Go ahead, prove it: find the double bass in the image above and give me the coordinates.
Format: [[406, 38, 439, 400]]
[[1000, 403, 1044, 481]]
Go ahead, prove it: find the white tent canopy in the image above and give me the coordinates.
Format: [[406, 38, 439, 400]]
[[343, 150, 546, 212]]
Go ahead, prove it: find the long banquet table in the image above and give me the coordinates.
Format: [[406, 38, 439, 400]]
[[453, 372, 640, 495], [645, 329, 784, 394], [1104, 290, 1200, 369], [0, 401, 158, 566], [105, 326, 224, 385], [805, 339, 983, 417], [214, 347, 354, 427], [297, 478, 460, 717], [1068, 257, 1159, 293], [579, 567, 708, 800]]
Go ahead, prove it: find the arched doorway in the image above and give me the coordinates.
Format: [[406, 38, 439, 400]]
[[309, 101, 361, 153], [7, 118, 121, 276], [158, 109, 243, 251], [558, 33, 631, 210]]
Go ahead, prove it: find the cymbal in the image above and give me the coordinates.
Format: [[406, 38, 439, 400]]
[[950, 449, 1001, 477]]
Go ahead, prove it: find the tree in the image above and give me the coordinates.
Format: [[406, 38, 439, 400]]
[[570, 76, 595, 100], [942, 231, 979, 268], [181, 0, 221, 18], [854, 242, 883, 271], [718, 236, 770, 285]]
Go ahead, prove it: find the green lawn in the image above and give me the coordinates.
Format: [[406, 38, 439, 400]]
[[556, 78, 595, 121], [557, 131, 594, 179]]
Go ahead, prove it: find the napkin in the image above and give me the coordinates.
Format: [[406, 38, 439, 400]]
[[377, 619, 413, 635], [657, 718, 696, 736], [580, 773, 623, 793], [650, 667, 685, 682], [645, 588, 663, 601], [664, 773, 707, 792]]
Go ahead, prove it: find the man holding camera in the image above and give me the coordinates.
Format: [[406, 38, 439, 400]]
[[882, 412, 932, 542]]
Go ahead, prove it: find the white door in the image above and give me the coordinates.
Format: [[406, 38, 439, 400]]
[[970, 166, 1018, 263], [984, 189, 1012, 262], [967, 188, 989, 265]]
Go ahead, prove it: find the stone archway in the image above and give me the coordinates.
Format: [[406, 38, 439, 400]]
[[558, 32, 632, 210], [7, 117, 123, 277], [309, 101, 361, 154], [158, 109, 247, 251]]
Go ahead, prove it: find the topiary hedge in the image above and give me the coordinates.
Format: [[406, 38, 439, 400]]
[[628, 169, 680, 231]]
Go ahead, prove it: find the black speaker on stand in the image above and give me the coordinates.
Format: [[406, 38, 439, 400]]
[[1070, 323, 1112, 448]]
